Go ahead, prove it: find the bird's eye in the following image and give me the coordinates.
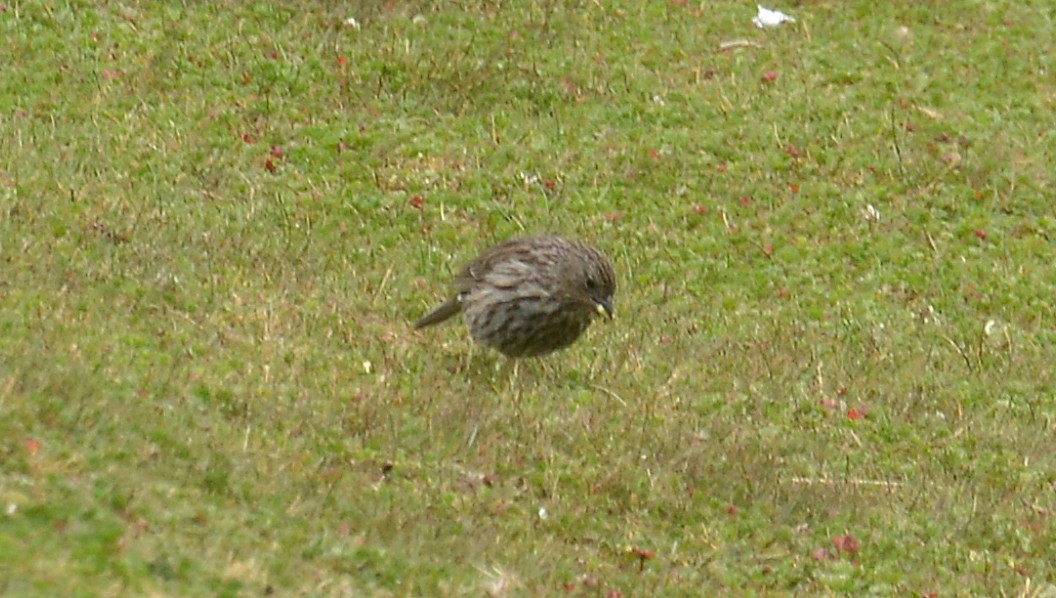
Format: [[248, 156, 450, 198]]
[[586, 277, 598, 291]]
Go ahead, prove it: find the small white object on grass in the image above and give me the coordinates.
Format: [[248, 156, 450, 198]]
[[753, 5, 796, 29], [984, 319, 999, 336], [863, 203, 881, 222], [345, 16, 360, 29]]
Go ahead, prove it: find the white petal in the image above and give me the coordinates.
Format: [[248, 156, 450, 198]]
[[754, 5, 796, 29]]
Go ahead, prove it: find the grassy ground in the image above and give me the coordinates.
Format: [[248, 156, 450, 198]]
[[3, 0, 1055, 595]]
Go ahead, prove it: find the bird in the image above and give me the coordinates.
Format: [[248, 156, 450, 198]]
[[415, 235, 616, 357]]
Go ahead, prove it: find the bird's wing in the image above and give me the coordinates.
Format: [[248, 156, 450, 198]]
[[453, 239, 524, 290]]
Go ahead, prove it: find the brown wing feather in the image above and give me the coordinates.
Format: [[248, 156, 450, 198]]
[[453, 237, 532, 290]]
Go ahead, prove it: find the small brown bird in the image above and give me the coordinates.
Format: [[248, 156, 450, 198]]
[[415, 235, 616, 357]]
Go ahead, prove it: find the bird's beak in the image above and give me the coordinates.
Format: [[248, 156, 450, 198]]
[[595, 297, 614, 320]]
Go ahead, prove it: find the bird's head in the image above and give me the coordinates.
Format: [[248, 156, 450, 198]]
[[564, 245, 616, 320]]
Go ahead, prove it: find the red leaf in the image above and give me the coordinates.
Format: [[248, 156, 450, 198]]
[[270, 145, 284, 159], [847, 407, 866, 420], [762, 70, 778, 82], [788, 182, 800, 194], [832, 533, 860, 554], [25, 437, 41, 455], [630, 546, 654, 560], [738, 195, 751, 206], [763, 243, 774, 256], [812, 547, 829, 561], [691, 203, 707, 214], [409, 194, 424, 210], [242, 133, 255, 144], [264, 159, 276, 173], [975, 229, 986, 240]]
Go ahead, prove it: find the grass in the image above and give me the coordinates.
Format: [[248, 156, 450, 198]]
[[2, 0, 1055, 595]]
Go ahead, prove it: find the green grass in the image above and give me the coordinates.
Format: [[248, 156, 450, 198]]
[[2, 0, 1056, 595]]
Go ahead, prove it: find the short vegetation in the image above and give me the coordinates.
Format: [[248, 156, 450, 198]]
[[2, 1, 1055, 595]]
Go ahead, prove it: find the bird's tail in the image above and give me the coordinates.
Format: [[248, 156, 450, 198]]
[[414, 297, 462, 329]]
